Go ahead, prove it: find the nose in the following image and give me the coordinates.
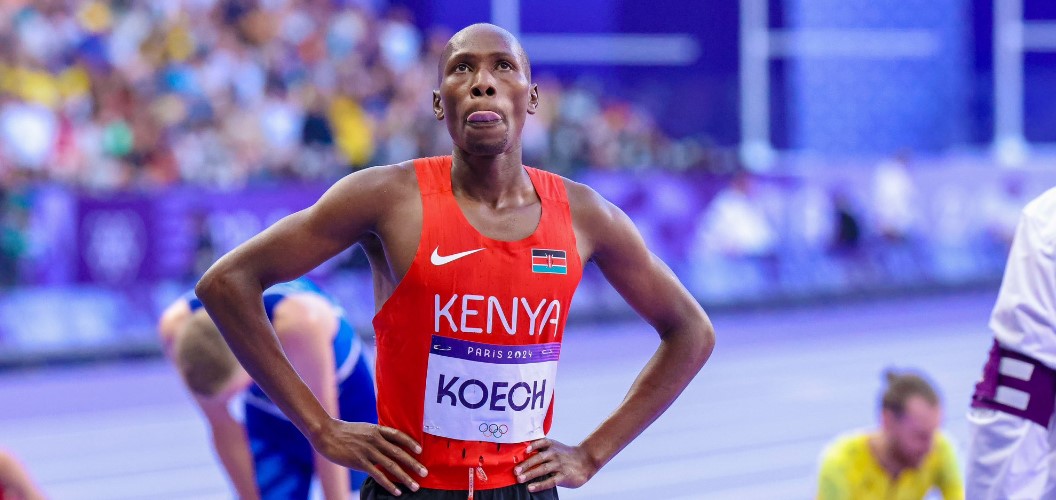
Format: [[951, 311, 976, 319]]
[[471, 70, 496, 98]]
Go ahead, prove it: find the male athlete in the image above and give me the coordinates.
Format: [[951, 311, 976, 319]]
[[967, 186, 1056, 499], [160, 277, 377, 499], [196, 23, 715, 498], [817, 370, 962, 499]]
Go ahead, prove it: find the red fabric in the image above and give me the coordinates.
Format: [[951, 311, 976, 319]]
[[372, 156, 583, 490]]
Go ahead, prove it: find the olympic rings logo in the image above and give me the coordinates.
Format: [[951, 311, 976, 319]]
[[478, 423, 509, 438]]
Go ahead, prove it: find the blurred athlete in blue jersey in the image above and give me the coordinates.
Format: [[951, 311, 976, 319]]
[[159, 277, 377, 499]]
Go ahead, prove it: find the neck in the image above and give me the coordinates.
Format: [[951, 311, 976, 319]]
[[869, 431, 905, 478], [450, 146, 531, 207]]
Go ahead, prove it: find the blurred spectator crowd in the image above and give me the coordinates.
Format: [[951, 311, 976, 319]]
[[0, 0, 711, 192], [0, 0, 1044, 303]]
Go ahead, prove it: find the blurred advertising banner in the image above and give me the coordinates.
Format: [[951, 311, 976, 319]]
[[4, 162, 1056, 364], [72, 185, 328, 285], [77, 194, 155, 285], [2, 183, 331, 365]]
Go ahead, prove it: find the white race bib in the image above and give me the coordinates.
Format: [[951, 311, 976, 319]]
[[423, 335, 559, 443]]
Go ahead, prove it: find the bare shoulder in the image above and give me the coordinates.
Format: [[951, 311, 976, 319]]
[[302, 160, 420, 242], [271, 293, 340, 341], [371, 160, 418, 190], [327, 161, 418, 204], [561, 177, 632, 261], [158, 300, 192, 346], [562, 177, 611, 214]]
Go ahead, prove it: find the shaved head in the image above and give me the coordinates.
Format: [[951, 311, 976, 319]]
[[437, 23, 531, 85], [433, 22, 539, 157]]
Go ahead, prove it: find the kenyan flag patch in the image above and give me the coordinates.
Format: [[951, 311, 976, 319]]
[[531, 249, 567, 275]]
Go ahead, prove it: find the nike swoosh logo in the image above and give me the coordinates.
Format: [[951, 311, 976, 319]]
[[430, 246, 486, 266]]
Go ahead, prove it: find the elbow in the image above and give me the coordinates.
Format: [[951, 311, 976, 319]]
[[661, 314, 715, 369], [693, 319, 716, 367], [195, 261, 238, 305], [680, 314, 715, 369], [194, 268, 220, 304]]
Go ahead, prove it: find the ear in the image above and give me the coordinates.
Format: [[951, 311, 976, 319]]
[[527, 83, 539, 115], [433, 90, 444, 120]]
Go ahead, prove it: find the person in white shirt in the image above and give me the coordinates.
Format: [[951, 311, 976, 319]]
[[967, 186, 1056, 499]]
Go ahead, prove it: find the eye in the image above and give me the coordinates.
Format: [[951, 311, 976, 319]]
[[497, 60, 513, 70], [455, 63, 470, 72]]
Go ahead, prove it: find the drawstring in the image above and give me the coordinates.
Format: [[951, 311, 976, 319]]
[[469, 456, 488, 499], [467, 467, 474, 500]]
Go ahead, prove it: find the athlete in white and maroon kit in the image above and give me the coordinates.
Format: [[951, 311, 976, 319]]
[[967, 186, 1056, 499], [195, 23, 715, 499]]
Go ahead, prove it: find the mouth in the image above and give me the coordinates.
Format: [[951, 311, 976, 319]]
[[466, 110, 503, 127]]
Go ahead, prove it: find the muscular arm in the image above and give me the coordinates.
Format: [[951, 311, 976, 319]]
[[518, 183, 715, 489], [195, 169, 382, 438], [272, 295, 348, 500], [195, 165, 426, 495], [575, 187, 715, 472]]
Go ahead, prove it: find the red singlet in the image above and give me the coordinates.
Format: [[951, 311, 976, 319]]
[[373, 156, 583, 490]]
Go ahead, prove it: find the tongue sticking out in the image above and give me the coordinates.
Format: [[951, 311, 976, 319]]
[[468, 111, 502, 123]]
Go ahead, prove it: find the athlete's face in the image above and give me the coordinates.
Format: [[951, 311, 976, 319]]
[[883, 396, 941, 468], [434, 25, 538, 156]]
